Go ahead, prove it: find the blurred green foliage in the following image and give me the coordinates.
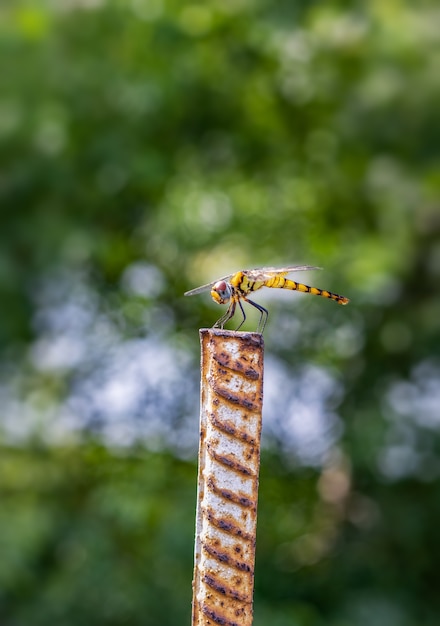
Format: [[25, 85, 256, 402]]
[[1, 0, 440, 624]]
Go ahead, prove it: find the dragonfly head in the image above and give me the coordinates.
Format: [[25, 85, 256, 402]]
[[211, 280, 232, 305]]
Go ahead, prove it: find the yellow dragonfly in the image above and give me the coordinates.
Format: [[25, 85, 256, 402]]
[[185, 265, 349, 333]]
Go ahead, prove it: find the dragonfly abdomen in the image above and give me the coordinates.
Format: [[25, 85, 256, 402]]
[[275, 278, 349, 305]]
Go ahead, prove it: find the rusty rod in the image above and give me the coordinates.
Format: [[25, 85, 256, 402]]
[[192, 328, 264, 626]]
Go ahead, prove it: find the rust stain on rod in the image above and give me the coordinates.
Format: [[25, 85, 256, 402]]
[[192, 328, 264, 626]]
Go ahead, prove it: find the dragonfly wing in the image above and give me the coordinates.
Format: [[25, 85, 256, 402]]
[[185, 266, 321, 295], [184, 272, 235, 296], [184, 282, 215, 296], [243, 265, 322, 282]]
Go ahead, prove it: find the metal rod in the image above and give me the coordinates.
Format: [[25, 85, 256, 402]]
[[192, 328, 264, 626]]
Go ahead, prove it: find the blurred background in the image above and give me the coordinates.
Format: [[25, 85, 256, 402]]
[[1, 0, 439, 624]]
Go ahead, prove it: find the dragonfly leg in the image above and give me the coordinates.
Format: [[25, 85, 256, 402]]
[[214, 300, 236, 329], [235, 299, 247, 331], [242, 296, 268, 333]]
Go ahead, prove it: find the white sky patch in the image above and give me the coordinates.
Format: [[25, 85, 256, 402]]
[[0, 267, 199, 453], [121, 262, 165, 298], [262, 356, 344, 465], [183, 188, 232, 233], [387, 360, 440, 429], [64, 336, 199, 448], [379, 359, 440, 480], [30, 335, 87, 371]]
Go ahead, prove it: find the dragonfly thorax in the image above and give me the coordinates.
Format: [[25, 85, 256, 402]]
[[211, 280, 232, 305]]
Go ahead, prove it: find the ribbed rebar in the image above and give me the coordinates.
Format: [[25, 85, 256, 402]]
[[192, 328, 264, 626]]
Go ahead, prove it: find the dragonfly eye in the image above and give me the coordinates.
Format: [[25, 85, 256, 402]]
[[211, 280, 231, 304]]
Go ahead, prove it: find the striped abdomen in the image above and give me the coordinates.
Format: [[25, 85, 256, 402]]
[[265, 276, 349, 305]]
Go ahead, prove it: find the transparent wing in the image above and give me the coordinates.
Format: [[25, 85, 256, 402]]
[[184, 265, 321, 296], [184, 273, 235, 296], [242, 265, 322, 282], [184, 282, 216, 297]]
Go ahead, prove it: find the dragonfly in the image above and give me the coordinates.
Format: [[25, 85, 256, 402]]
[[184, 265, 349, 333]]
